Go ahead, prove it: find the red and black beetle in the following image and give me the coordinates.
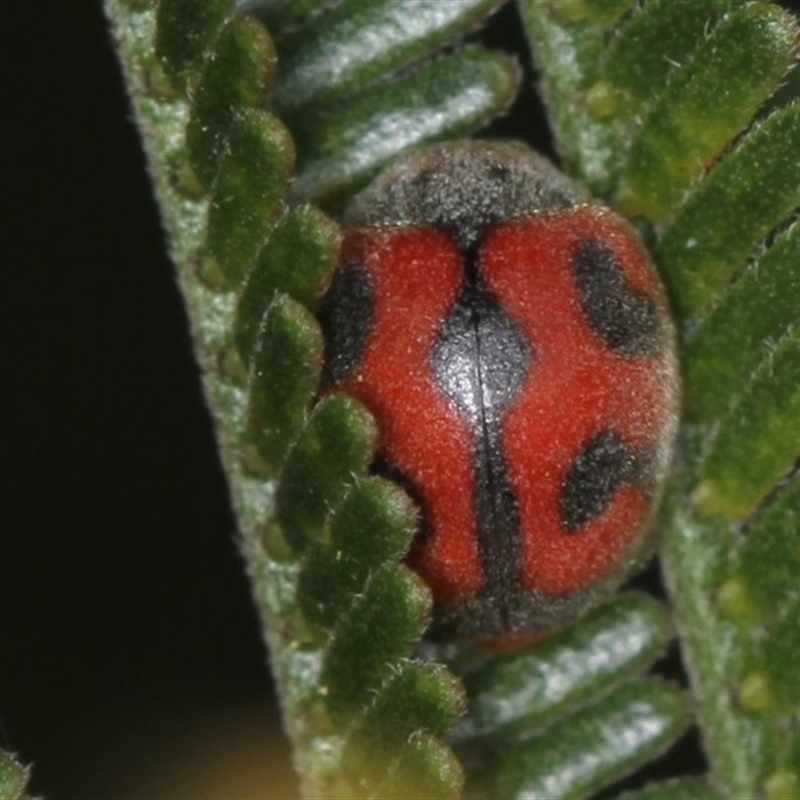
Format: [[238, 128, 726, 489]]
[[320, 141, 678, 639]]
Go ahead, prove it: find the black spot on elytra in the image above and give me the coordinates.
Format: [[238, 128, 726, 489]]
[[560, 430, 642, 531], [319, 265, 373, 388], [572, 239, 662, 355]]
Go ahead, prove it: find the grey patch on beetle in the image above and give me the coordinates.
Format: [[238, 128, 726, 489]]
[[345, 140, 589, 249], [430, 243, 532, 624], [430, 279, 530, 425]]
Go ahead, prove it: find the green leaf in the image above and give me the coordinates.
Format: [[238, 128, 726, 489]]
[[616, 776, 723, 800], [276, 394, 376, 551], [721, 520, 800, 719], [615, 4, 799, 221], [321, 565, 431, 720], [186, 15, 277, 189], [693, 327, 800, 519], [375, 734, 464, 800], [517, 0, 628, 191], [555, 0, 633, 26], [0, 750, 32, 800], [245, 294, 323, 474], [601, 0, 748, 118], [727, 475, 800, 624], [206, 109, 295, 286], [238, 0, 330, 35], [683, 223, 800, 423], [271, 0, 503, 118], [234, 204, 340, 364], [489, 678, 689, 800], [657, 104, 800, 318], [760, 598, 800, 712], [298, 477, 417, 629], [453, 594, 672, 741], [292, 46, 520, 203], [341, 662, 465, 796], [155, 0, 233, 92], [661, 497, 800, 800]]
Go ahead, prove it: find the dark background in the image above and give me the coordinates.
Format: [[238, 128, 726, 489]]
[[2, 1, 797, 798], [2, 1, 293, 796]]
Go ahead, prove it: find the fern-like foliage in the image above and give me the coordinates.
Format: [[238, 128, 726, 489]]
[[105, 0, 799, 798], [517, 1, 799, 798], [111, 1, 517, 796], [0, 748, 32, 800]]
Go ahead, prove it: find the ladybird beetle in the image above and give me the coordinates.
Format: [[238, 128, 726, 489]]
[[320, 141, 678, 639]]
